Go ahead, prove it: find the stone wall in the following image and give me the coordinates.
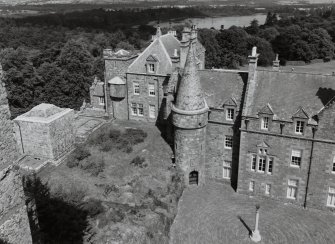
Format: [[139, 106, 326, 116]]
[[13, 121, 52, 158], [127, 73, 169, 123], [0, 80, 19, 169], [0, 166, 33, 244], [238, 128, 312, 207], [49, 110, 75, 160]]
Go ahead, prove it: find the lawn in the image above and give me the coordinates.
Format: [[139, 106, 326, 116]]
[[27, 120, 183, 244]]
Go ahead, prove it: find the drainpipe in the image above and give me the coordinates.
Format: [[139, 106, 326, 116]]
[[104, 59, 109, 119], [304, 127, 316, 208]]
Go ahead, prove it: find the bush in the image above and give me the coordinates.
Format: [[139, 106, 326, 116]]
[[80, 198, 105, 218], [74, 145, 91, 161], [130, 156, 147, 168], [52, 183, 87, 205], [124, 128, 148, 145], [66, 156, 79, 168], [79, 156, 105, 176], [104, 184, 119, 196]]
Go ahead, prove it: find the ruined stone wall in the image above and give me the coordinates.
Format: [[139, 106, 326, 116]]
[[13, 121, 52, 159], [0, 81, 19, 169], [49, 110, 75, 160], [0, 166, 32, 244]]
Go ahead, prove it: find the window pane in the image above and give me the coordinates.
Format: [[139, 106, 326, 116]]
[[149, 105, 156, 118], [149, 84, 155, 96], [258, 157, 266, 172], [226, 108, 234, 120], [261, 117, 269, 129], [225, 136, 233, 149], [138, 104, 144, 116], [265, 184, 271, 194], [133, 82, 140, 94], [249, 181, 255, 191], [251, 155, 256, 171]]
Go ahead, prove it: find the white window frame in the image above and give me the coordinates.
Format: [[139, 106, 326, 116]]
[[223, 161, 232, 179], [327, 187, 335, 207], [258, 156, 266, 173], [295, 120, 305, 134], [251, 154, 257, 171], [268, 157, 273, 175], [98, 96, 105, 105], [287, 179, 298, 200], [265, 184, 271, 195], [249, 181, 255, 192], [131, 103, 138, 116], [149, 104, 156, 119], [148, 63, 155, 73], [133, 82, 140, 95], [261, 116, 269, 130], [148, 83, 155, 96], [131, 103, 144, 117], [226, 108, 235, 121], [291, 149, 302, 167], [224, 136, 233, 149]]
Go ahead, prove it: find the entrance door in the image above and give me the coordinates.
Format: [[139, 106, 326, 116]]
[[189, 171, 199, 185]]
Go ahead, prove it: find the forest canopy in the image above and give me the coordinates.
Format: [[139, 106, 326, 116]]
[[1, 6, 335, 117]]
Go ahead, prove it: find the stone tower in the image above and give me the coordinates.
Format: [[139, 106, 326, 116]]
[[172, 42, 209, 186]]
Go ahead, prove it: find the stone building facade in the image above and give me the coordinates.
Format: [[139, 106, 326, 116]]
[[13, 103, 75, 161], [90, 26, 335, 211]]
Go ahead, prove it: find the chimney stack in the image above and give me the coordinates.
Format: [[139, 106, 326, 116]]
[[180, 27, 191, 69], [248, 46, 259, 81]]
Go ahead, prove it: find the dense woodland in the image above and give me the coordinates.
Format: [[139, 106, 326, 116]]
[[2, 6, 335, 117]]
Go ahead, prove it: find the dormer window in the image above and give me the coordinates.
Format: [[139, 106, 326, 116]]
[[258, 104, 274, 131], [292, 107, 309, 135], [226, 108, 234, 121], [295, 120, 305, 134], [146, 55, 159, 74], [148, 63, 155, 73], [261, 117, 269, 130], [223, 97, 237, 122]]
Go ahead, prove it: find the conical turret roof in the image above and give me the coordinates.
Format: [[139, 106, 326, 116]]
[[175, 42, 206, 111]]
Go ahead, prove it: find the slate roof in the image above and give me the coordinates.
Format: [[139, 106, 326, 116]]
[[128, 35, 173, 75], [175, 43, 206, 111], [244, 70, 335, 122], [160, 34, 180, 57], [198, 69, 248, 109]]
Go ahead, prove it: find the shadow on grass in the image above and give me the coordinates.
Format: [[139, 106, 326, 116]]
[[237, 215, 252, 236], [23, 175, 89, 244]]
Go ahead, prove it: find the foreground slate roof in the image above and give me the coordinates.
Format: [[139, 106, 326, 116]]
[[199, 69, 248, 109], [244, 70, 335, 122]]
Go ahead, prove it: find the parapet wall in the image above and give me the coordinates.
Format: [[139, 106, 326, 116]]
[[0, 166, 33, 244], [0, 75, 19, 169]]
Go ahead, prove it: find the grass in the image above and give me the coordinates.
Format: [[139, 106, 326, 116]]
[[38, 120, 184, 243]]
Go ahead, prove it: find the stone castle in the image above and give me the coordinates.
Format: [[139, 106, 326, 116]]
[[90, 25, 335, 211]]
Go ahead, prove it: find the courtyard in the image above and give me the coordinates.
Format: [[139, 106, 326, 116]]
[[170, 181, 335, 244]]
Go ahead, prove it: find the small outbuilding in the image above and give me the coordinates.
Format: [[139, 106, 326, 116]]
[[13, 103, 75, 161]]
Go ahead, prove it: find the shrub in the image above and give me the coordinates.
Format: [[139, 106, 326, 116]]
[[73, 145, 91, 161], [100, 140, 113, 152], [130, 156, 147, 168], [66, 156, 79, 168], [109, 129, 121, 140], [80, 199, 105, 218], [104, 184, 119, 196], [124, 128, 147, 145], [79, 158, 105, 176]]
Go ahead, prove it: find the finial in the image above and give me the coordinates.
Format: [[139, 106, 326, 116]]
[[275, 53, 279, 61], [156, 25, 162, 38]]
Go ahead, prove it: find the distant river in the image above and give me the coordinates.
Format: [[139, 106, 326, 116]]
[[156, 14, 267, 30]]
